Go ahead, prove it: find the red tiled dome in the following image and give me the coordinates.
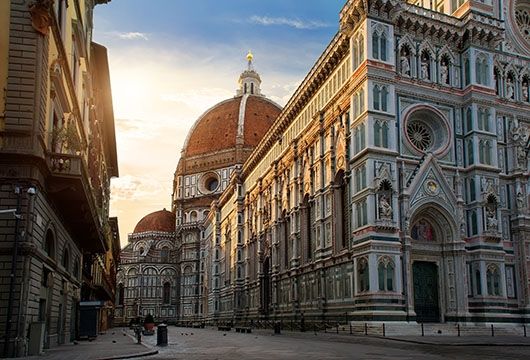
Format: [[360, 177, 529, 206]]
[[183, 95, 281, 157], [133, 209, 175, 233]]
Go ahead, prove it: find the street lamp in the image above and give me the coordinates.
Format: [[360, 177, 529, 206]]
[[2, 186, 36, 357]]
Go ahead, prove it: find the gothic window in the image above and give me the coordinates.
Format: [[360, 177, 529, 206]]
[[142, 268, 158, 298], [486, 265, 501, 296], [381, 86, 388, 111], [117, 283, 124, 305], [468, 209, 478, 236], [478, 139, 492, 165], [373, 85, 380, 110], [358, 35, 364, 66], [469, 177, 476, 201], [354, 123, 366, 154], [467, 139, 474, 165], [477, 108, 490, 131], [372, 32, 379, 59], [466, 107, 473, 132], [378, 258, 394, 291], [163, 282, 171, 304], [190, 211, 198, 222], [356, 200, 368, 227], [474, 267, 482, 295], [374, 120, 389, 148], [475, 55, 489, 86], [357, 258, 369, 293], [380, 32, 387, 61], [127, 269, 137, 298], [354, 165, 366, 192], [352, 34, 364, 70]]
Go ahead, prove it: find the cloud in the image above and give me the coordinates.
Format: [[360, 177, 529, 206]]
[[117, 32, 149, 40], [249, 16, 330, 30], [110, 175, 166, 201]]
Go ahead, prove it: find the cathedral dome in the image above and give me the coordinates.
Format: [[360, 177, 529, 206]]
[[182, 95, 281, 157], [133, 209, 175, 233]]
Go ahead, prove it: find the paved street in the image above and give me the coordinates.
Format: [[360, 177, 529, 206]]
[[140, 326, 530, 360]]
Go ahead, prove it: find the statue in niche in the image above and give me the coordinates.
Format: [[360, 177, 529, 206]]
[[400, 48, 410, 76], [411, 219, 433, 241], [378, 194, 392, 220], [522, 80, 529, 102], [516, 191, 525, 209], [420, 55, 430, 80], [440, 60, 449, 85], [506, 77, 515, 99], [511, 119, 529, 169], [486, 207, 498, 231]]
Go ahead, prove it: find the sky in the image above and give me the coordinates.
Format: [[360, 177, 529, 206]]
[[92, 0, 345, 247]]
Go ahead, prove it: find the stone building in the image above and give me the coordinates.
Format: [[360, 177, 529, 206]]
[[199, 0, 530, 325], [115, 209, 178, 325], [0, 0, 118, 356]]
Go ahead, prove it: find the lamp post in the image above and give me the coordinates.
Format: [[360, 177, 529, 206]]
[[3, 186, 36, 357]]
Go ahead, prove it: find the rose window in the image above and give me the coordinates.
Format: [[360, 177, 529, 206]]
[[407, 121, 432, 151], [515, 5, 530, 42]]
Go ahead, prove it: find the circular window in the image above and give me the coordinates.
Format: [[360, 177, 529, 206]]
[[199, 172, 220, 194], [403, 106, 450, 156], [515, 2, 530, 42], [407, 121, 432, 151]]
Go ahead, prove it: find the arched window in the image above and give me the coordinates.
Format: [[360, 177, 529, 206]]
[[486, 265, 501, 296], [282, 211, 290, 270], [373, 85, 380, 110], [474, 268, 482, 295], [467, 139, 474, 165], [374, 121, 382, 147], [464, 58, 470, 85], [117, 283, 124, 306], [479, 140, 492, 165], [494, 67, 501, 96], [62, 247, 70, 270], [380, 33, 387, 61], [477, 108, 490, 131], [358, 36, 364, 66], [352, 37, 359, 69], [127, 268, 137, 298], [161, 246, 170, 262], [190, 211, 197, 222], [142, 268, 158, 298], [372, 32, 379, 59], [354, 123, 365, 154], [250, 82, 254, 94], [163, 282, 171, 304], [378, 259, 394, 291], [466, 108, 473, 132], [334, 171, 347, 250], [381, 86, 388, 111], [357, 258, 369, 293], [73, 258, 80, 279], [44, 229, 55, 259], [469, 210, 478, 236]]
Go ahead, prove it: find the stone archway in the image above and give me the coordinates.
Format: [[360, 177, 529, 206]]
[[405, 203, 467, 323]]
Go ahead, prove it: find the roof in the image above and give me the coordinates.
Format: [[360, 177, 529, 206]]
[[133, 209, 175, 233], [182, 95, 281, 157]]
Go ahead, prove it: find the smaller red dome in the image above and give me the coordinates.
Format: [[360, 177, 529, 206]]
[[133, 209, 175, 233]]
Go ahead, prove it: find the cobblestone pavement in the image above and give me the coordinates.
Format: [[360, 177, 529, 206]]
[[16, 329, 156, 360], [141, 326, 530, 360]]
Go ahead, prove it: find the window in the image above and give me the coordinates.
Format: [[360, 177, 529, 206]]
[[464, 58, 470, 85], [44, 229, 55, 259], [380, 33, 387, 61], [161, 246, 170, 262], [475, 55, 489, 86], [478, 108, 490, 131], [486, 265, 501, 296], [381, 86, 388, 111], [333, 171, 347, 250], [356, 200, 368, 227], [468, 210, 478, 236], [469, 178, 476, 201], [163, 282, 171, 304], [357, 258, 369, 293], [372, 32, 379, 59], [354, 165, 366, 192], [354, 123, 366, 154], [373, 85, 388, 112], [479, 140, 492, 165], [467, 139, 474, 165], [474, 267, 482, 295], [378, 259, 394, 291], [62, 247, 70, 270], [373, 85, 380, 110], [374, 120, 389, 148], [466, 108, 473, 132], [302, 195, 313, 262]]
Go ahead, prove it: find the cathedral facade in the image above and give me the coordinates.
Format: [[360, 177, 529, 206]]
[[122, 0, 530, 326]]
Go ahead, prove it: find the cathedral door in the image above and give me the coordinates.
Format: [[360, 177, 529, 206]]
[[413, 261, 440, 323]]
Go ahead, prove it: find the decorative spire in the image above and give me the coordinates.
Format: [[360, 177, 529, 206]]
[[237, 51, 262, 97]]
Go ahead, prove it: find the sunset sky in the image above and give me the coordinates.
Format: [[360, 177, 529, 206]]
[[92, 0, 344, 246]]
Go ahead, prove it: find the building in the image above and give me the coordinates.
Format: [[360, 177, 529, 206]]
[[125, 0, 529, 327], [115, 209, 178, 325], [198, 0, 529, 325], [0, 0, 118, 356]]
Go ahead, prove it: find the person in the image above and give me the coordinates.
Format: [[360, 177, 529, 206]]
[[506, 77, 514, 99], [379, 194, 392, 219], [440, 62, 449, 84], [421, 60, 429, 80]]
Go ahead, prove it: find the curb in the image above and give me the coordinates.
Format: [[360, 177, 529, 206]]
[[376, 336, 530, 347]]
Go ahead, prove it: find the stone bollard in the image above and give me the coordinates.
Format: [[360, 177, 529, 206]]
[[157, 323, 168, 346]]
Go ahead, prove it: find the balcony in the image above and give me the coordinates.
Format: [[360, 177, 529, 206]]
[[46, 152, 107, 253]]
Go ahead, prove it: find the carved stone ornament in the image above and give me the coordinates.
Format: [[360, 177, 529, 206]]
[[29, 0, 53, 36], [511, 119, 529, 169]]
